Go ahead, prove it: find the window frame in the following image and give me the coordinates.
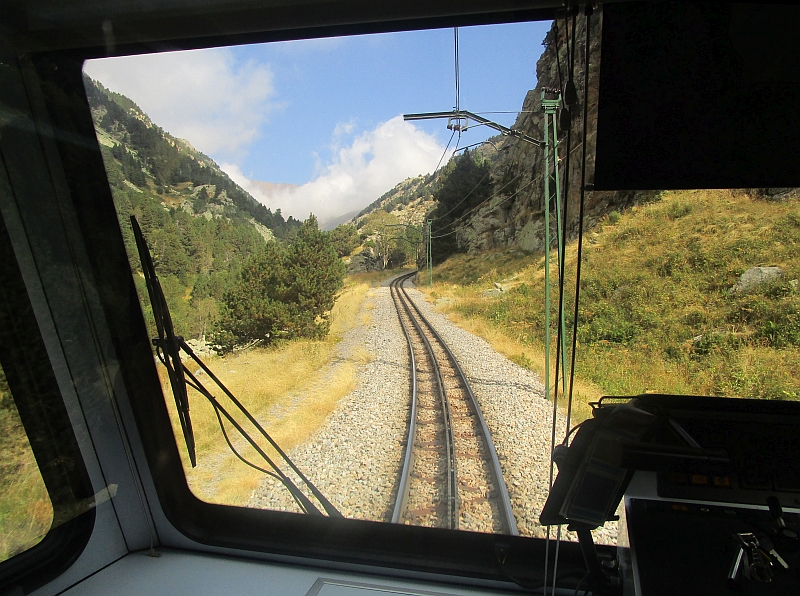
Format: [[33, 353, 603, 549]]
[[0, 193, 95, 594], [22, 18, 611, 589]]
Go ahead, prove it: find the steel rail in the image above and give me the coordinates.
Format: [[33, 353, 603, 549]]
[[391, 271, 459, 529], [389, 271, 418, 524], [398, 278, 519, 536]]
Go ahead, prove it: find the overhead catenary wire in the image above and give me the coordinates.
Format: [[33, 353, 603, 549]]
[[430, 173, 527, 238], [434, 129, 457, 173], [428, 128, 597, 241], [566, 5, 593, 439], [545, 7, 588, 592], [430, 168, 491, 222], [454, 27, 460, 113], [546, 8, 593, 595], [548, 11, 579, 595], [452, 139, 502, 154], [551, 6, 580, 467]]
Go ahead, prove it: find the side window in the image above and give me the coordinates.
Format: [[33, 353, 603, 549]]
[[0, 362, 54, 562], [0, 206, 94, 592]]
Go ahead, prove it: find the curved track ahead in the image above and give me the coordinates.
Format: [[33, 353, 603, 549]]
[[390, 271, 518, 535]]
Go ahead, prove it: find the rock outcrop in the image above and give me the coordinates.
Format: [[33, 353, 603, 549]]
[[732, 266, 784, 293], [457, 8, 659, 254]]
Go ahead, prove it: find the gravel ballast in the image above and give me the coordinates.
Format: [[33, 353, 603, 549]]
[[249, 274, 618, 544]]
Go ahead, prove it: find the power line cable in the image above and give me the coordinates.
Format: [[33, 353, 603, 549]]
[[554, 18, 565, 98], [429, 130, 596, 240], [431, 173, 525, 237], [430, 173, 530, 239], [431, 167, 491, 222], [549, 12, 579, 595], [454, 27, 460, 113], [474, 110, 535, 114], [566, 5, 593, 438], [434, 129, 457, 173]]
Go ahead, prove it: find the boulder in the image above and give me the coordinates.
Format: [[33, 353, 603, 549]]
[[732, 266, 783, 293], [481, 288, 503, 298]]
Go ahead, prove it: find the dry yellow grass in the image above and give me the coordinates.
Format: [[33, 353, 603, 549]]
[[420, 189, 800, 421], [159, 276, 376, 505], [0, 402, 53, 562]]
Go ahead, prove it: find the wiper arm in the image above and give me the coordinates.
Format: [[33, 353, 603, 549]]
[[131, 215, 196, 465], [131, 216, 342, 518]]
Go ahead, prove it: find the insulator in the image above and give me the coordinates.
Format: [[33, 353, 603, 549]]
[[564, 79, 578, 106], [559, 106, 572, 134]]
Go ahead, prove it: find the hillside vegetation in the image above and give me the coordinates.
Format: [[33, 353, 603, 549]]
[[347, 144, 505, 272], [84, 76, 352, 349], [423, 190, 800, 420], [0, 366, 52, 561]]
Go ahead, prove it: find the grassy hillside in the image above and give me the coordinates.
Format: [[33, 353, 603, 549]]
[[0, 367, 52, 562], [422, 190, 800, 421]]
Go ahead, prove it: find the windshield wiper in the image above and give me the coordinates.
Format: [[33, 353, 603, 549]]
[[131, 215, 342, 517]]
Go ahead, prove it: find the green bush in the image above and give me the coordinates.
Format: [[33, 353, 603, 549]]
[[327, 224, 360, 258], [665, 200, 693, 220], [212, 217, 345, 352]]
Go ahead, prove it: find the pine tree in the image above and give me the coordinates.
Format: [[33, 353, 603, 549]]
[[212, 216, 345, 352]]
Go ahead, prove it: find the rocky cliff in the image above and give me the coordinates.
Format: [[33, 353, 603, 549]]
[[456, 8, 657, 254]]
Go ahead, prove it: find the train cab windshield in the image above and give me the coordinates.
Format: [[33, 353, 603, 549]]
[[2, 3, 800, 596]]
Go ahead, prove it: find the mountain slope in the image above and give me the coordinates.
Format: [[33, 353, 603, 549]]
[[350, 137, 504, 232], [83, 75, 307, 340], [84, 75, 302, 239]]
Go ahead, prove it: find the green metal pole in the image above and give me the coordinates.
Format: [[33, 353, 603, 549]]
[[427, 219, 433, 288]]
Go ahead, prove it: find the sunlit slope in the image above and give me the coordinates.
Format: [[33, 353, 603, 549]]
[[427, 190, 800, 407]]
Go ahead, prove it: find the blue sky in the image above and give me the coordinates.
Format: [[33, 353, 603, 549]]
[[84, 20, 551, 224]]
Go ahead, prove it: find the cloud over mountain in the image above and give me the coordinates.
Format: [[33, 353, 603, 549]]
[[222, 116, 449, 223], [84, 48, 277, 161]]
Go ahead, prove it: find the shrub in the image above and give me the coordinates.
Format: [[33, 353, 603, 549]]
[[212, 216, 345, 352]]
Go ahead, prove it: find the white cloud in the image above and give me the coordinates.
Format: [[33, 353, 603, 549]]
[[222, 116, 449, 224], [83, 48, 277, 159]]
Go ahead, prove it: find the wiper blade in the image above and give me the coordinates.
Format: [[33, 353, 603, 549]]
[[131, 215, 196, 466], [131, 216, 342, 518]]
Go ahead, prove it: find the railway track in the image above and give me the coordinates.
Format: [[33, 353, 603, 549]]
[[390, 271, 518, 535]]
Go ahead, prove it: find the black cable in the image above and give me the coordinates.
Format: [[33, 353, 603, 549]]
[[452, 139, 501, 154], [552, 5, 574, 428], [435, 129, 457, 174], [500, 569, 589, 593], [554, 17, 565, 101], [474, 110, 534, 115], [430, 173, 524, 237], [210, 403, 280, 482], [553, 3, 578, 440], [569, 10, 577, 80], [431, 168, 491, 223], [181, 343, 342, 517], [182, 366, 325, 515], [454, 27, 460, 113], [209, 401, 309, 514], [573, 573, 589, 596], [183, 374, 287, 492], [566, 4, 593, 436], [561, 420, 584, 446]]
